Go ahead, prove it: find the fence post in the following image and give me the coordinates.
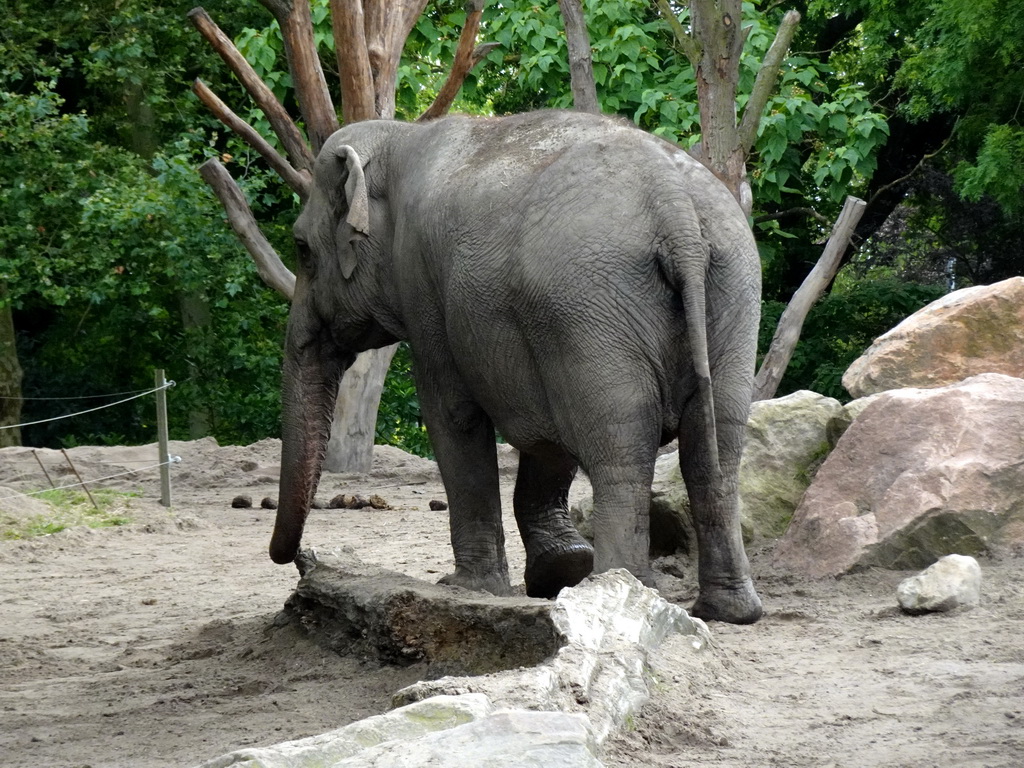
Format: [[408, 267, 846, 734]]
[[155, 369, 172, 507]]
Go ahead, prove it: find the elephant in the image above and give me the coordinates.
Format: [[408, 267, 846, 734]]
[[270, 109, 763, 624]]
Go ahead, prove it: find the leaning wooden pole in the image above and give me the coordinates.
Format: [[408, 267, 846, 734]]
[[753, 196, 868, 401]]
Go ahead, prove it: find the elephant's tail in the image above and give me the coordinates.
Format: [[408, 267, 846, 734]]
[[655, 201, 722, 486]]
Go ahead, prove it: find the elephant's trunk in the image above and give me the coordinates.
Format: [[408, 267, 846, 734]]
[[270, 317, 347, 564]]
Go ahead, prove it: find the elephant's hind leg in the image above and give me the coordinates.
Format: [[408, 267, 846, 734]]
[[513, 449, 594, 598], [679, 401, 762, 625]]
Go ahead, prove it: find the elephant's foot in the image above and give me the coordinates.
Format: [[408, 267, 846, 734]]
[[524, 535, 595, 599], [690, 580, 763, 624], [438, 567, 513, 597]]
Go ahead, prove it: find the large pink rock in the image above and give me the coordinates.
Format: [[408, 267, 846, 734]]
[[842, 277, 1024, 398], [774, 374, 1024, 578]]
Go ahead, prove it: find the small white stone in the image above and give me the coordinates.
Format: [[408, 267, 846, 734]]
[[897, 554, 982, 614]]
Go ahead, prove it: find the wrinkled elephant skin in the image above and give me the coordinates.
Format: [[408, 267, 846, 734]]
[[271, 110, 762, 624]]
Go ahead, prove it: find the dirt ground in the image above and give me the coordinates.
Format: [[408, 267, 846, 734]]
[[1, 438, 1022, 768]]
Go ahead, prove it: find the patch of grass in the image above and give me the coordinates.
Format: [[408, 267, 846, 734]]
[[2, 488, 139, 540]]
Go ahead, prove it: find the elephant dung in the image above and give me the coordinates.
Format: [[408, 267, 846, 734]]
[[279, 549, 561, 675], [328, 493, 379, 509]]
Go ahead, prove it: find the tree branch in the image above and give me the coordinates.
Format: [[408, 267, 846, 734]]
[[738, 9, 800, 156], [417, 1, 494, 122], [330, 0, 377, 123], [867, 131, 954, 208], [556, 0, 600, 114], [188, 7, 315, 171], [753, 196, 867, 401], [198, 158, 296, 301], [193, 79, 311, 199], [655, 0, 700, 67], [753, 206, 829, 226], [362, 0, 431, 119], [258, 0, 339, 153]]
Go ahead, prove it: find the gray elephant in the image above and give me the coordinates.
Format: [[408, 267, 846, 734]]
[[270, 109, 763, 624]]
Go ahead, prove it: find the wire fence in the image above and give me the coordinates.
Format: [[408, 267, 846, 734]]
[[0, 372, 178, 508], [0, 384, 173, 430]]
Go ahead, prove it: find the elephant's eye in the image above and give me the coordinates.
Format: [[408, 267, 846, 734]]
[[295, 239, 313, 269]]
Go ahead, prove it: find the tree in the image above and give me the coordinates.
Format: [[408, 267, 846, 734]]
[[189, 0, 496, 471], [0, 81, 130, 445], [1, 0, 297, 448], [0, 288, 21, 447]]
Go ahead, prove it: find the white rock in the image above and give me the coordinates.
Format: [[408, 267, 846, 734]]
[[394, 569, 709, 746], [330, 710, 601, 768], [192, 694, 494, 768], [897, 554, 982, 615]]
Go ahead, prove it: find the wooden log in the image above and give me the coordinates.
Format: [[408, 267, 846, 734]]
[[197, 158, 297, 301], [417, 1, 495, 122], [283, 549, 560, 673], [753, 196, 868, 401], [187, 7, 315, 170], [556, 0, 600, 114], [193, 79, 311, 198], [258, 0, 339, 153]]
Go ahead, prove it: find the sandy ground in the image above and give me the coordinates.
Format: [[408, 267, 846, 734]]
[[1, 438, 1022, 768]]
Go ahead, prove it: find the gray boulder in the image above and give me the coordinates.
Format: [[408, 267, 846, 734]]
[[573, 390, 844, 555], [843, 276, 1024, 398], [897, 554, 982, 615], [775, 374, 1024, 578]]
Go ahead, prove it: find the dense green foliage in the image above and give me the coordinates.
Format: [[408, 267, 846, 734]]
[[3, 0, 1020, 455], [1, 1, 294, 446]]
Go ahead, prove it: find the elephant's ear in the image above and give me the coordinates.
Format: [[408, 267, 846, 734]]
[[331, 144, 370, 279]]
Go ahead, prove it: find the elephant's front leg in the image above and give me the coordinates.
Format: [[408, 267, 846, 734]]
[[417, 383, 511, 596], [513, 450, 594, 598]]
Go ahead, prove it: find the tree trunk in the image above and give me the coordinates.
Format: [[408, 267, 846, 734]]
[[557, 0, 600, 114], [324, 343, 399, 473], [689, 0, 747, 209], [362, 0, 430, 119], [179, 291, 214, 438], [259, 0, 339, 154], [0, 292, 23, 447], [656, 2, 800, 216]]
